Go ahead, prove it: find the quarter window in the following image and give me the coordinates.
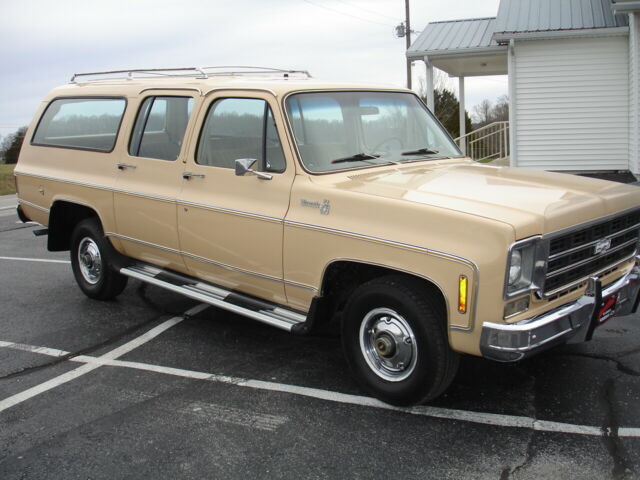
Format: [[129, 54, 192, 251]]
[[196, 98, 285, 172], [32, 98, 126, 152], [129, 96, 194, 161]]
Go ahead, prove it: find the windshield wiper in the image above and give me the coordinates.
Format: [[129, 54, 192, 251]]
[[331, 152, 381, 164], [401, 148, 439, 156]]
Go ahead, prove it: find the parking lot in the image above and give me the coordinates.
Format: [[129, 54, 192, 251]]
[[0, 193, 638, 480]]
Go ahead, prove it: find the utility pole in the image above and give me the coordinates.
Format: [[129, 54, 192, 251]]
[[405, 0, 412, 89]]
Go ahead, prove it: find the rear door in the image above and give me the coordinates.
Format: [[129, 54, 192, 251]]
[[113, 92, 199, 272]]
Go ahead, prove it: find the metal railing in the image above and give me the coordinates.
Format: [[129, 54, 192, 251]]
[[454, 121, 509, 163]]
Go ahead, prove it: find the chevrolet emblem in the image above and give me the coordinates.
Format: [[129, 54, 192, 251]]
[[594, 238, 612, 255]]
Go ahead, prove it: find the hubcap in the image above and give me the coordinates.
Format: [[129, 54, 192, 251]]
[[359, 308, 417, 382], [77, 237, 102, 285]]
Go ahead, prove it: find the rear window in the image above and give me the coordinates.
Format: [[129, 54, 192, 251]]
[[32, 97, 126, 152]]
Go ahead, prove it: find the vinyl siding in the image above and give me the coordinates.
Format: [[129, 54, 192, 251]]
[[630, 13, 639, 174], [514, 35, 630, 170]]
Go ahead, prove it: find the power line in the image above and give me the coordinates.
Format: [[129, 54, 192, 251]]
[[333, 0, 403, 23], [301, 0, 395, 28]]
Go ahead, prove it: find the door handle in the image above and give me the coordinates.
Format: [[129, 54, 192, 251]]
[[117, 163, 137, 170], [182, 172, 205, 180]]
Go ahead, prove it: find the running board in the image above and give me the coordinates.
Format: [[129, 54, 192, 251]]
[[120, 265, 307, 332]]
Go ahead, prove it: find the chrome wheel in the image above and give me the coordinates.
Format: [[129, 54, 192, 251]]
[[77, 237, 102, 285], [359, 307, 418, 382]]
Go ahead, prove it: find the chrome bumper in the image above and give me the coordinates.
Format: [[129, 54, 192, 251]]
[[480, 257, 640, 362]]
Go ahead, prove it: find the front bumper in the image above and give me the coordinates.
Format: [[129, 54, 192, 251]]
[[480, 257, 640, 362]]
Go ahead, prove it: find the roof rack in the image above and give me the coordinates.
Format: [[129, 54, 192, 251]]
[[69, 66, 312, 83]]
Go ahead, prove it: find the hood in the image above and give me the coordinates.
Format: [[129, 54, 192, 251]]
[[315, 159, 640, 239]]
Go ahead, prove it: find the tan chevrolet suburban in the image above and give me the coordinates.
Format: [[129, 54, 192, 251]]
[[14, 66, 640, 406]]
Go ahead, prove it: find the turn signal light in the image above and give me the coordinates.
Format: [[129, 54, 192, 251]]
[[458, 275, 468, 314]]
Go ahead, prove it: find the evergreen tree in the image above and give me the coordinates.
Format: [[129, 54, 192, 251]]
[[421, 88, 472, 139], [0, 127, 27, 164]]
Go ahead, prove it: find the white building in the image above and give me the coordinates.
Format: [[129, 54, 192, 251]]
[[408, 0, 640, 177]]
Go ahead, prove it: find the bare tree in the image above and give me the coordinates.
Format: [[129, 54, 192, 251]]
[[492, 95, 510, 122], [417, 69, 452, 100], [473, 99, 493, 126]]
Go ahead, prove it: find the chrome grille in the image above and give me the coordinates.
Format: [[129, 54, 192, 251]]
[[543, 210, 640, 295]]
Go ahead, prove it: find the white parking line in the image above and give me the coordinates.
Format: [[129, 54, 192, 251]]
[[1, 336, 638, 438], [0, 256, 70, 264], [0, 205, 17, 211], [0, 303, 208, 414]]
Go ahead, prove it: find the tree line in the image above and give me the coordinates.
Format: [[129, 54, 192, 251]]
[[0, 127, 27, 164]]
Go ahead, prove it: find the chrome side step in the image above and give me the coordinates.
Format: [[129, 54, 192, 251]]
[[120, 264, 307, 331]]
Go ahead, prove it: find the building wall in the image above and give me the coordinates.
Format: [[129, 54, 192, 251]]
[[513, 35, 630, 171], [630, 13, 639, 175]]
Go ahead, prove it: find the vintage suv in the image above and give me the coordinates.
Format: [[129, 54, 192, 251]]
[[15, 67, 640, 406]]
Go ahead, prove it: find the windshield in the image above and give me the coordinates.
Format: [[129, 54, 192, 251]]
[[285, 91, 462, 173]]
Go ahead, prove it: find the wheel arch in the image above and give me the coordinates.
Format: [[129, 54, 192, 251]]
[[316, 258, 450, 327], [47, 199, 104, 252]]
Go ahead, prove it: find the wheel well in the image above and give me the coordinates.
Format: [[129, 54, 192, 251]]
[[317, 261, 447, 325], [47, 201, 100, 252]]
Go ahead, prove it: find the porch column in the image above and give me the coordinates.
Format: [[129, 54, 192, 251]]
[[424, 57, 435, 111], [507, 39, 517, 167], [458, 76, 466, 155]]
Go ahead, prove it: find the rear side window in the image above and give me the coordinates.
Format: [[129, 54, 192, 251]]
[[129, 96, 194, 161], [32, 98, 126, 152]]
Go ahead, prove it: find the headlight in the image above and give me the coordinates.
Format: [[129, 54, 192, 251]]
[[505, 240, 539, 297], [508, 250, 522, 285]]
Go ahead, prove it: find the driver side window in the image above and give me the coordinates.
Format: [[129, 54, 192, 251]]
[[196, 97, 285, 172]]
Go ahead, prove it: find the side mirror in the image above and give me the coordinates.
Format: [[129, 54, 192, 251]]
[[234, 158, 273, 180]]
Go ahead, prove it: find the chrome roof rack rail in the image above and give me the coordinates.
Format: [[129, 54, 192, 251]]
[[70, 66, 311, 83], [199, 66, 312, 78], [70, 67, 209, 83]]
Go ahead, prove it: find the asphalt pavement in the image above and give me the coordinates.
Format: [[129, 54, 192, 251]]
[[0, 196, 638, 480]]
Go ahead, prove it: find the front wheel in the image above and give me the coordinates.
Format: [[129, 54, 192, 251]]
[[341, 275, 459, 406], [70, 218, 128, 300]]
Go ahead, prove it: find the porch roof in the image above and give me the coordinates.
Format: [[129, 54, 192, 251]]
[[407, 17, 507, 77]]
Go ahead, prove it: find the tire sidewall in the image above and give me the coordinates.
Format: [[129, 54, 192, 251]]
[[342, 279, 447, 406], [70, 220, 110, 298]]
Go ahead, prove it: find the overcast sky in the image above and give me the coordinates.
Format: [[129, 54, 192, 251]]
[[0, 0, 506, 139]]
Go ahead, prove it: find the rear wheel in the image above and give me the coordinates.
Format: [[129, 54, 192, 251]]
[[341, 275, 459, 406], [70, 218, 127, 300]]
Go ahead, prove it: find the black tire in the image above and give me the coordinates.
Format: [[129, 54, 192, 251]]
[[70, 218, 128, 300], [341, 275, 459, 406]]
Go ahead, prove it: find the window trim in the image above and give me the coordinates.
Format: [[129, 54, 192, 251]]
[[128, 94, 195, 162], [31, 96, 128, 153], [194, 96, 286, 173]]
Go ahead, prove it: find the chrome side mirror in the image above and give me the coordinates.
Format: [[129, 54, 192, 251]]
[[234, 158, 272, 180]]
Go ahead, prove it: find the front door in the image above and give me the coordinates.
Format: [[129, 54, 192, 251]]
[[177, 91, 294, 305]]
